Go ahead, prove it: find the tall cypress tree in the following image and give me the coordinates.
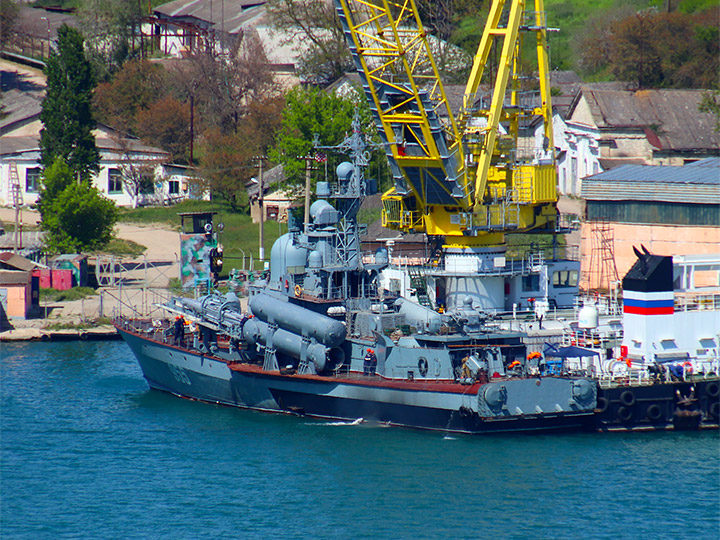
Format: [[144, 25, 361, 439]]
[[39, 25, 100, 182]]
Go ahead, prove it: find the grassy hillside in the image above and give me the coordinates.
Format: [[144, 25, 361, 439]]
[[544, 0, 719, 71]]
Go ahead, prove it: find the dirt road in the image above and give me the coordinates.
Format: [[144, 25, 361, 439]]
[[1, 206, 181, 332]]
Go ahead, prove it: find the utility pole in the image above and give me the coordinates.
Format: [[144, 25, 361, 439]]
[[189, 94, 194, 165], [40, 17, 50, 58], [258, 157, 265, 262]]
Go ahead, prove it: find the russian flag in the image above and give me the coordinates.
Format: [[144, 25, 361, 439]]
[[623, 293, 674, 315]]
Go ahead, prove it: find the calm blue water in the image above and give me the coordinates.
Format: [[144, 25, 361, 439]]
[[2, 341, 718, 540]]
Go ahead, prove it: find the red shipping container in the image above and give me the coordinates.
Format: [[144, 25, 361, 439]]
[[36, 269, 52, 289], [51, 269, 73, 291]]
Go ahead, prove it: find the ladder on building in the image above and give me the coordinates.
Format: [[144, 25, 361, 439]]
[[584, 219, 620, 293], [9, 162, 23, 253]]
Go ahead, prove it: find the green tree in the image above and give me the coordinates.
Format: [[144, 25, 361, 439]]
[[39, 25, 100, 182], [37, 156, 74, 220], [77, 0, 143, 80], [578, 7, 719, 88], [0, 0, 20, 49], [699, 90, 720, 132], [38, 157, 118, 253], [270, 86, 385, 196]]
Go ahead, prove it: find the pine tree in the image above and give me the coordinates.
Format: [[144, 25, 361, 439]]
[[39, 24, 100, 182]]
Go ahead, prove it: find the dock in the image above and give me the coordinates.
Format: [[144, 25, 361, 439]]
[[0, 326, 120, 342]]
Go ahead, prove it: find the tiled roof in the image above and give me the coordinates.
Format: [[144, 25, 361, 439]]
[[573, 87, 720, 152]]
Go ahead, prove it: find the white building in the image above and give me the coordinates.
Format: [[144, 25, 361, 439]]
[[1, 88, 199, 208], [552, 85, 720, 197]]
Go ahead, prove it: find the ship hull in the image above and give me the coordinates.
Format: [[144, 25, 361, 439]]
[[595, 381, 720, 432], [117, 325, 595, 435]]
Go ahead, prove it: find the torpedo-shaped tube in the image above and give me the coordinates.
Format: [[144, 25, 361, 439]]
[[249, 293, 346, 347], [242, 317, 344, 373]]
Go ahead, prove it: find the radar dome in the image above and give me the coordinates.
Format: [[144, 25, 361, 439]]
[[578, 302, 599, 329], [336, 162, 353, 181]]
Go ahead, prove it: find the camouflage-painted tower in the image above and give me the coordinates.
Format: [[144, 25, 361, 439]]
[[179, 212, 223, 290]]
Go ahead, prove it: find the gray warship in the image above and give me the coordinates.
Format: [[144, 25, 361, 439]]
[[115, 114, 598, 435]]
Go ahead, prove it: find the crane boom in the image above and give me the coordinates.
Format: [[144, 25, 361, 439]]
[[336, 0, 559, 247]]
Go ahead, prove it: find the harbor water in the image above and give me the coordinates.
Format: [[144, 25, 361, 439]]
[[2, 341, 718, 539]]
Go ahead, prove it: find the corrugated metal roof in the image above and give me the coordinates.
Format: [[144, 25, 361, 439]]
[[587, 163, 719, 184], [687, 157, 720, 168], [154, 0, 265, 32], [582, 163, 720, 204]]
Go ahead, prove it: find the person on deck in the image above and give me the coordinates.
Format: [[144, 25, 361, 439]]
[[173, 316, 185, 346], [364, 348, 377, 376]]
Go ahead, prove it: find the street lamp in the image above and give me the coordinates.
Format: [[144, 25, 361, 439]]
[[40, 17, 50, 58]]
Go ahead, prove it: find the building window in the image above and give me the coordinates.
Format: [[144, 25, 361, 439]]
[[108, 169, 123, 194], [168, 180, 179, 195], [552, 270, 578, 288], [389, 278, 401, 295], [26, 167, 41, 193], [522, 274, 540, 292]]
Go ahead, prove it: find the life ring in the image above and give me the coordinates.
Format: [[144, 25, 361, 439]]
[[682, 361, 693, 374], [646, 403, 663, 422], [705, 381, 719, 398], [595, 396, 609, 413], [710, 401, 720, 420], [418, 357, 429, 377], [617, 406, 633, 422], [620, 390, 636, 407], [294, 285, 302, 297]]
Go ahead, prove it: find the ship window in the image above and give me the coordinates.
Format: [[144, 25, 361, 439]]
[[552, 270, 578, 288], [522, 274, 539, 292]]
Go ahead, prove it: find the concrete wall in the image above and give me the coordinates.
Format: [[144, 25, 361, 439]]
[[580, 221, 720, 290]]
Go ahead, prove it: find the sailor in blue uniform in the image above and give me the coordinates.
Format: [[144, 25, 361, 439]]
[[364, 348, 377, 376], [173, 316, 185, 345]]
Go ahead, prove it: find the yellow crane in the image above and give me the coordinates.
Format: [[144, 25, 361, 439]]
[[335, 0, 558, 250]]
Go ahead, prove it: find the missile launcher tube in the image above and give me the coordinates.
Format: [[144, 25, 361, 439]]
[[243, 317, 344, 372], [170, 295, 246, 339], [249, 293, 346, 347]]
